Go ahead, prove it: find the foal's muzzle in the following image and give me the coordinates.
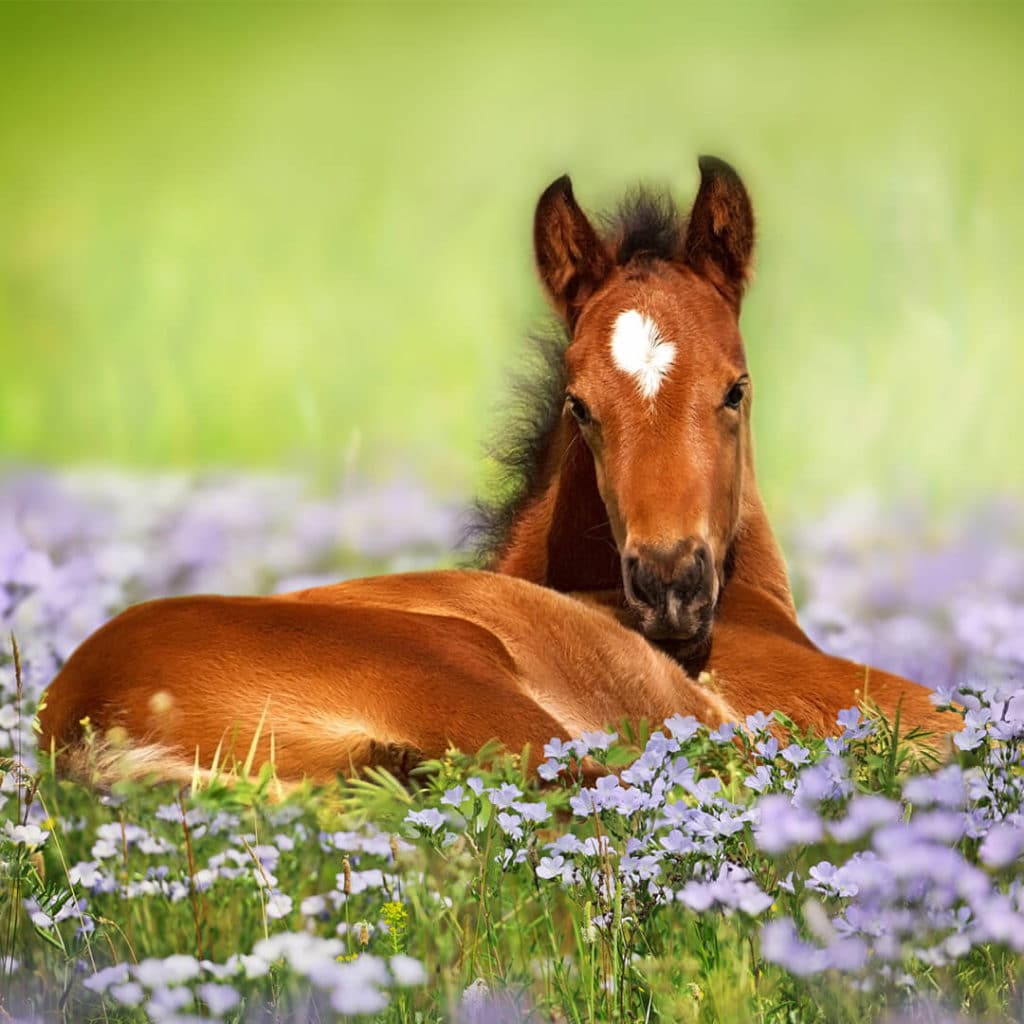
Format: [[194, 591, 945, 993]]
[[622, 538, 716, 643]]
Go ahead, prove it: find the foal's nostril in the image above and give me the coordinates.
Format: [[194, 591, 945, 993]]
[[673, 558, 703, 603], [624, 541, 713, 615], [671, 543, 712, 604], [624, 556, 659, 608], [694, 543, 710, 576]]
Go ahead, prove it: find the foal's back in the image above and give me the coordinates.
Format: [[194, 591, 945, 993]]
[[38, 571, 737, 782]]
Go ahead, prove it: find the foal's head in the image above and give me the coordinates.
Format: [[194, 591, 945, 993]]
[[534, 156, 756, 646]]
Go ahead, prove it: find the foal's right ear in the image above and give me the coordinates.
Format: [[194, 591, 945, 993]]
[[534, 176, 613, 329], [682, 156, 755, 311]]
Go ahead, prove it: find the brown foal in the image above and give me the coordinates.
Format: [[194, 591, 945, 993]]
[[37, 157, 951, 783]]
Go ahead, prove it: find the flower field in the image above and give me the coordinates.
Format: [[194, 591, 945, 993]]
[[2, 470, 1023, 1023]]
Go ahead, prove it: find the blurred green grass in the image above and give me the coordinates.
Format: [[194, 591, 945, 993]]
[[0, 2, 1020, 519]]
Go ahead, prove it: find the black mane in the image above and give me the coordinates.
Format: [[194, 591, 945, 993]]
[[466, 184, 682, 565], [601, 185, 683, 266], [463, 324, 568, 566]]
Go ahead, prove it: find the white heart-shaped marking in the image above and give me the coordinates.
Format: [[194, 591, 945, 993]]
[[610, 309, 676, 400]]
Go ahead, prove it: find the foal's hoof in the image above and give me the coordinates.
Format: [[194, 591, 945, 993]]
[[367, 740, 425, 779]]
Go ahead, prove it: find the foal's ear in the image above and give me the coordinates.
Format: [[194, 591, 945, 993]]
[[681, 156, 755, 310], [534, 176, 613, 328]]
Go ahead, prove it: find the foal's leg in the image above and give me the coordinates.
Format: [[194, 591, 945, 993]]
[[329, 688, 590, 782]]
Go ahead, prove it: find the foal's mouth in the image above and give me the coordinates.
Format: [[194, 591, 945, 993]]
[[622, 571, 719, 648], [628, 597, 716, 675], [618, 535, 723, 658], [627, 593, 715, 644]]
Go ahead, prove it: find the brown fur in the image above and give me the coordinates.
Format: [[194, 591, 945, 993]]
[[37, 156, 954, 784], [38, 572, 739, 783], [491, 155, 953, 741]]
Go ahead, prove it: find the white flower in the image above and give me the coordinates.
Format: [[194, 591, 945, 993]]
[[109, 981, 144, 1007], [390, 953, 427, 986], [461, 978, 491, 1010], [146, 984, 191, 1013], [252, 931, 343, 971], [225, 953, 270, 979], [4, 821, 49, 850], [265, 892, 293, 919], [69, 861, 104, 888], [83, 963, 130, 993], [134, 954, 200, 987], [405, 808, 445, 833], [199, 981, 241, 1014], [580, 729, 618, 751], [300, 894, 327, 917], [309, 955, 392, 1015]]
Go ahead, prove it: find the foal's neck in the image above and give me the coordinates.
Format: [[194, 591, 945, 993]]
[[492, 416, 621, 590], [490, 415, 796, 615]]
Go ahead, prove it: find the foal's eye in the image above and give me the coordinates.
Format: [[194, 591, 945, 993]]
[[723, 382, 746, 410], [566, 394, 592, 426]]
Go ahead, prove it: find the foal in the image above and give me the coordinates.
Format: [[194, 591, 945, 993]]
[[38, 572, 738, 783], [480, 156, 950, 739], [38, 158, 951, 784]]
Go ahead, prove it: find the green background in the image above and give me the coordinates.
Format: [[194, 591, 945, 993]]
[[1, 2, 1020, 518]]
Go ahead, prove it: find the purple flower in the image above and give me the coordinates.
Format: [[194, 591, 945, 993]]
[[686, 776, 722, 804], [903, 765, 968, 809], [496, 813, 524, 841], [512, 801, 550, 824], [664, 715, 699, 742], [979, 822, 1024, 868], [806, 860, 858, 898], [910, 810, 966, 844], [83, 963, 130, 993], [441, 786, 465, 807], [544, 834, 582, 856], [677, 865, 773, 916], [543, 738, 576, 760], [579, 729, 617, 751], [781, 744, 810, 767], [793, 761, 844, 807], [109, 982, 144, 1007], [829, 795, 903, 842], [535, 855, 570, 882], [761, 917, 867, 976], [569, 790, 599, 817], [405, 809, 445, 834], [744, 765, 774, 793], [199, 982, 241, 1014], [488, 783, 523, 809], [760, 918, 829, 976], [709, 721, 737, 744], [954, 725, 986, 751], [660, 829, 696, 856], [621, 750, 664, 786], [644, 731, 680, 758], [754, 795, 824, 854]]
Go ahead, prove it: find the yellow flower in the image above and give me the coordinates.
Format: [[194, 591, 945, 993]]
[[381, 901, 408, 954]]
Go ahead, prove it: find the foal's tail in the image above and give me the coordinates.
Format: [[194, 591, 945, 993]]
[[47, 733, 200, 786]]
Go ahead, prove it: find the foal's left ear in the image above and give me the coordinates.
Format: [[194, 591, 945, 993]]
[[681, 156, 755, 311], [534, 175, 613, 329]]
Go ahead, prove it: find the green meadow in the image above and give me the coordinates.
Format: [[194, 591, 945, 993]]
[[3, 9, 1024, 1021], [0, 2, 1020, 516]]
